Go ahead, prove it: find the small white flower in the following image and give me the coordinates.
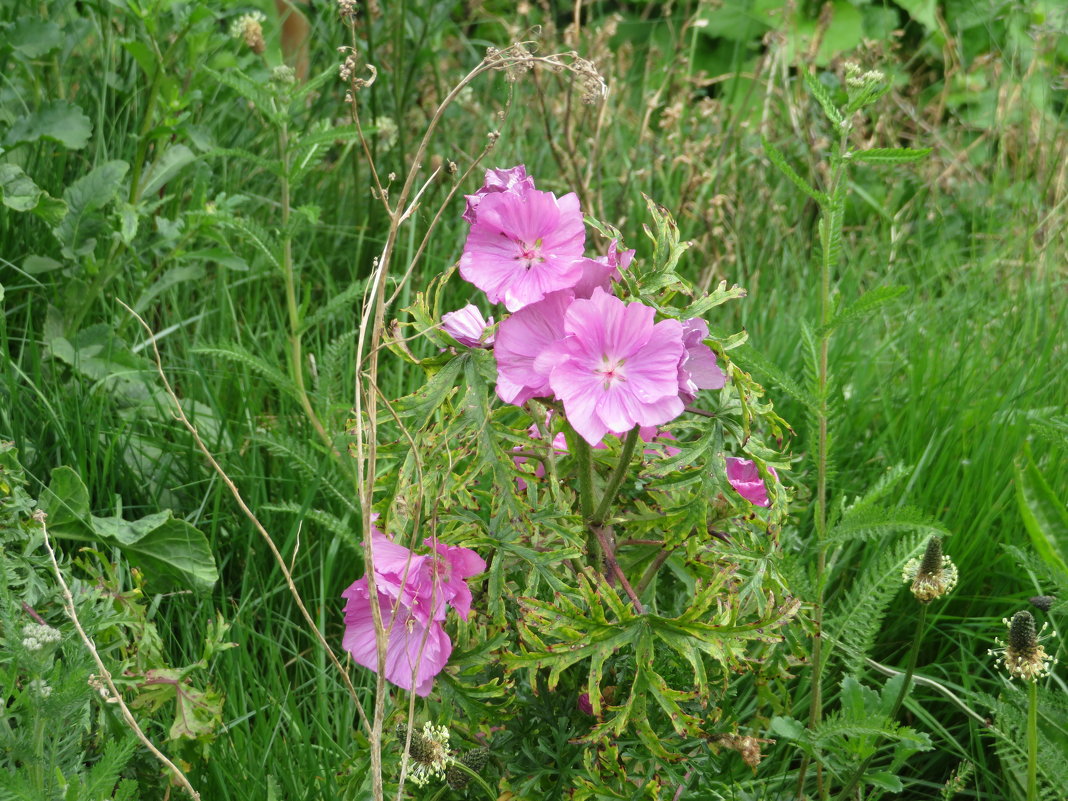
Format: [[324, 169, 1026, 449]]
[[28, 679, 52, 698]]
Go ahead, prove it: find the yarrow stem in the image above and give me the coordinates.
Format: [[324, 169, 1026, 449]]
[[831, 604, 928, 801], [1027, 678, 1038, 801]]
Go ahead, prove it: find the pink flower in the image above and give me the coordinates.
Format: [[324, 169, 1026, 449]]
[[726, 457, 776, 507], [494, 290, 572, 405], [577, 693, 594, 715], [638, 426, 682, 458], [514, 418, 569, 490], [549, 288, 686, 446], [341, 528, 485, 696], [571, 241, 635, 299], [459, 187, 586, 312], [678, 318, 726, 402], [441, 304, 495, 347], [342, 579, 451, 697], [463, 165, 536, 225], [422, 538, 487, 622]]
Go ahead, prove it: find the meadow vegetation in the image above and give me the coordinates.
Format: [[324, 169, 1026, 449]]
[[1, 1, 1066, 799]]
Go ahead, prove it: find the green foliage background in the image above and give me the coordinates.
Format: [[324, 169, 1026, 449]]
[[1, 0, 1066, 798]]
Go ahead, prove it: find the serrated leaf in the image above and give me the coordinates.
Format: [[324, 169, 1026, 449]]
[[803, 70, 844, 126], [681, 280, 747, 318], [207, 68, 284, 124], [7, 17, 64, 57], [851, 147, 933, 165], [192, 343, 300, 403], [4, 99, 93, 150], [762, 135, 828, 205], [826, 503, 950, 544], [394, 356, 465, 429], [819, 285, 907, 336], [1015, 444, 1068, 577], [53, 160, 129, 258], [731, 343, 817, 411], [40, 467, 218, 591]]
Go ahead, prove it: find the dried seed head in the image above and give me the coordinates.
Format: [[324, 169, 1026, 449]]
[[990, 611, 1057, 682], [901, 537, 958, 603]]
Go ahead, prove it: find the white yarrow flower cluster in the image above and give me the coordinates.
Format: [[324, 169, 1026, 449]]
[[21, 622, 61, 651]]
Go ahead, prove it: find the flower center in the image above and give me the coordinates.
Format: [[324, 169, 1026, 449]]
[[515, 238, 545, 269], [594, 355, 626, 389]]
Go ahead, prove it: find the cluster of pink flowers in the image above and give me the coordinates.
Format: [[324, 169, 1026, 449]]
[[444, 166, 726, 447], [341, 518, 485, 696]]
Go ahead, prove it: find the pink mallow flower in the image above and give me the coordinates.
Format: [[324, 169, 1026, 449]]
[[678, 318, 726, 402], [549, 288, 685, 446], [342, 580, 451, 697], [725, 457, 777, 507], [463, 165, 536, 225], [441, 304, 495, 347], [494, 290, 572, 405], [341, 531, 485, 696], [459, 187, 586, 312], [571, 240, 635, 299]]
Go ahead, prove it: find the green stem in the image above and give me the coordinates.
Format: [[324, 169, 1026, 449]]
[[592, 426, 640, 525], [447, 760, 498, 800], [1027, 678, 1038, 801], [573, 435, 596, 522], [277, 119, 333, 456], [799, 121, 853, 801], [831, 604, 928, 801]]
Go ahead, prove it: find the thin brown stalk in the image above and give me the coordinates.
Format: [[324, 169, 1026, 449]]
[[117, 300, 371, 736], [37, 511, 200, 800]]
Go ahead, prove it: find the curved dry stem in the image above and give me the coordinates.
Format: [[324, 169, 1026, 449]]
[[37, 511, 201, 800], [117, 300, 371, 736]]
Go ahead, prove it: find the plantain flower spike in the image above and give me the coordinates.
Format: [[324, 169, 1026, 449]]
[[446, 747, 491, 790], [396, 722, 453, 787], [990, 610, 1057, 682], [901, 536, 958, 603]]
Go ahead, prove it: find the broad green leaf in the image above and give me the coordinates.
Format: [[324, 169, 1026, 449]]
[[7, 18, 64, 57], [3, 99, 93, 150], [0, 163, 42, 211], [0, 163, 67, 224], [139, 144, 196, 197], [23, 255, 64, 275], [1015, 445, 1068, 577], [49, 323, 154, 403], [867, 772, 903, 792], [851, 147, 933, 165], [894, 0, 939, 31], [41, 467, 218, 591], [53, 160, 129, 258], [120, 38, 158, 77]]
